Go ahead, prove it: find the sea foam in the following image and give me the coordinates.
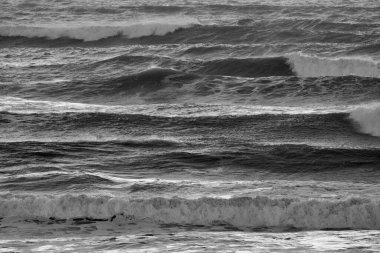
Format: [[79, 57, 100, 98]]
[[0, 17, 199, 41], [0, 194, 379, 230], [350, 104, 380, 137], [288, 52, 380, 78]]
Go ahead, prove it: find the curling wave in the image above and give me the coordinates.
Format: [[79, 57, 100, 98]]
[[288, 53, 380, 78], [0, 17, 199, 41], [1, 194, 379, 230]]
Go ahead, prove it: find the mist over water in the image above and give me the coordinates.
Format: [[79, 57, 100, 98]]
[[1, 0, 380, 252]]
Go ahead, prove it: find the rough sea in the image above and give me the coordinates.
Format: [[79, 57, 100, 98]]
[[1, 0, 380, 252]]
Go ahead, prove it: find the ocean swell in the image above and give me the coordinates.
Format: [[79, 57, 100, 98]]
[[0, 194, 379, 230], [0, 17, 199, 41], [80, 53, 380, 79]]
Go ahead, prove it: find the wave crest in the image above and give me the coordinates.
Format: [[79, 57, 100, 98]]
[[288, 53, 380, 78], [1, 194, 379, 229], [350, 104, 380, 137], [0, 17, 199, 41]]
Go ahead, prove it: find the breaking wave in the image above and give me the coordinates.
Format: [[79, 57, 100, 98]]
[[1, 24, 376, 47], [87, 55, 295, 78], [1, 194, 379, 230], [86, 52, 380, 78], [288, 53, 380, 78], [0, 17, 199, 41], [73, 53, 380, 80], [350, 104, 380, 137]]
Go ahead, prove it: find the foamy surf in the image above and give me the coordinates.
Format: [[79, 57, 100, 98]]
[[0, 17, 200, 41], [0, 194, 379, 230], [350, 103, 380, 137], [288, 52, 380, 78]]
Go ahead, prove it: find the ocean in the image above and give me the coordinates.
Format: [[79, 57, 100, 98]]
[[1, 0, 380, 252]]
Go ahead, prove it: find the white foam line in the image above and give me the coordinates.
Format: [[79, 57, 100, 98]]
[[288, 52, 380, 78], [0, 17, 200, 41], [0, 96, 358, 116]]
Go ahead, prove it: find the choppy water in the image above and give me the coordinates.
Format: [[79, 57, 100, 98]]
[[1, 0, 380, 252]]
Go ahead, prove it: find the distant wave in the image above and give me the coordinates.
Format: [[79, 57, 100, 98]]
[[1, 143, 379, 191], [68, 53, 380, 79], [0, 17, 199, 41], [65, 53, 380, 80], [0, 135, 183, 147], [1, 23, 376, 47], [91, 54, 379, 78], [3, 61, 380, 107], [85, 55, 295, 78], [180, 43, 380, 59], [0, 96, 352, 116], [3, 103, 380, 140], [350, 104, 380, 137], [128, 145, 380, 174], [1, 194, 379, 230], [288, 53, 380, 78]]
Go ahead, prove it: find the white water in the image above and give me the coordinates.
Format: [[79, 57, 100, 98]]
[[288, 53, 380, 78], [350, 103, 380, 137], [0, 17, 199, 41], [1, 194, 379, 230]]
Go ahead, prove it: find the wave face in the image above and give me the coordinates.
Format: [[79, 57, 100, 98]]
[[103, 57, 296, 78], [2, 74, 380, 106], [1, 24, 376, 46], [1, 194, 379, 230], [2, 107, 380, 151], [87, 55, 294, 78], [0, 17, 199, 41], [91, 53, 378, 78], [2, 141, 380, 184], [196, 57, 295, 77]]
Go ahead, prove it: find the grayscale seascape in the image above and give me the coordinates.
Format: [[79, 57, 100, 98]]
[[1, 0, 380, 252]]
